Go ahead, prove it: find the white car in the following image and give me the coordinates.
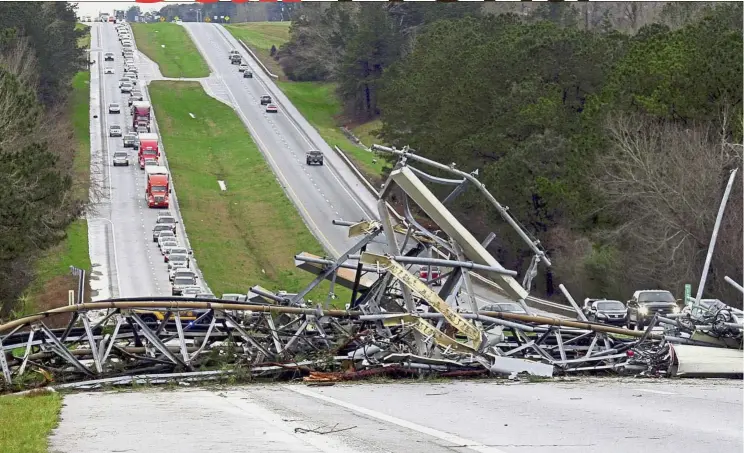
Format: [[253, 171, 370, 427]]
[[170, 266, 195, 282], [157, 232, 176, 250], [112, 151, 129, 166], [164, 246, 188, 262], [238, 64, 249, 72], [104, 67, 114, 74], [108, 103, 121, 114], [160, 240, 179, 255], [120, 82, 133, 93], [167, 254, 190, 272]]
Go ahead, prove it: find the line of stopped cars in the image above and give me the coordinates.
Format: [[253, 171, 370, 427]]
[[103, 22, 212, 304], [229, 49, 324, 166]]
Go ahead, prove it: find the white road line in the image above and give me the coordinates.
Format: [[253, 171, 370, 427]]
[[632, 388, 677, 395], [287, 386, 509, 453], [219, 393, 364, 453]]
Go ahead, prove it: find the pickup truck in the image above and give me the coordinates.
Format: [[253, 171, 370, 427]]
[[306, 150, 324, 166], [627, 290, 680, 330]]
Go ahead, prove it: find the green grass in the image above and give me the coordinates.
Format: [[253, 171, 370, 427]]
[[0, 392, 62, 453], [22, 70, 91, 314], [76, 23, 91, 49], [225, 22, 289, 79], [70, 71, 91, 201], [130, 23, 209, 78], [149, 81, 350, 305], [226, 23, 388, 181]]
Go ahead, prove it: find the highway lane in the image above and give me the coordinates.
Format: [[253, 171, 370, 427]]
[[183, 23, 386, 260], [50, 379, 743, 453], [90, 21, 206, 298], [182, 23, 559, 312]]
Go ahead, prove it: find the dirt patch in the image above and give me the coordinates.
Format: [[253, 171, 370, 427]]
[[32, 274, 91, 328]]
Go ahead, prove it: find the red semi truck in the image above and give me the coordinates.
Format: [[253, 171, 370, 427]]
[[145, 165, 170, 208], [136, 132, 160, 168], [131, 101, 151, 130]]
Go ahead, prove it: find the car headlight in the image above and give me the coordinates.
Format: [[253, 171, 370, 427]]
[[639, 306, 649, 315], [672, 306, 680, 314]]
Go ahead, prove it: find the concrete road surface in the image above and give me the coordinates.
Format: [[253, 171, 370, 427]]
[[88, 22, 206, 299], [49, 379, 742, 453], [180, 23, 531, 308], [183, 23, 385, 260]]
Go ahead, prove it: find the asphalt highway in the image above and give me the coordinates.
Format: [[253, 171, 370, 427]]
[[181, 23, 569, 314], [49, 379, 743, 453], [88, 22, 206, 299], [182, 23, 386, 260]]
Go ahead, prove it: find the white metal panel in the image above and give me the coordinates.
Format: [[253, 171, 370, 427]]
[[672, 344, 743, 377], [389, 167, 528, 301]]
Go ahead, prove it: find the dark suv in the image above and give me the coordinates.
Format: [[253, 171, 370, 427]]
[[260, 95, 272, 105], [627, 290, 680, 330]]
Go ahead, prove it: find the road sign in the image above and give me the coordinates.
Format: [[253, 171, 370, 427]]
[[70, 266, 86, 304], [684, 283, 692, 305], [174, 16, 179, 21], [160, 17, 165, 22], [204, 17, 211, 22], [224, 16, 230, 22]]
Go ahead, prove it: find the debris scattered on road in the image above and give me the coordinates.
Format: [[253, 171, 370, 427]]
[[0, 150, 740, 392]]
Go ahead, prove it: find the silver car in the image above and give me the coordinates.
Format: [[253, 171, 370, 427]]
[[112, 151, 129, 166], [122, 133, 136, 148], [172, 275, 197, 296], [167, 254, 190, 273], [155, 216, 178, 233], [108, 103, 121, 114], [164, 247, 188, 262], [160, 241, 179, 256], [157, 231, 176, 248], [181, 286, 202, 297], [109, 125, 122, 137], [152, 224, 173, 242], [120, 82, 133, 93], [170, 268, 196, 282]]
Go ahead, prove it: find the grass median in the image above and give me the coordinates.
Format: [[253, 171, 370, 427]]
[[226, 22, 387, 182], [0, 392, 62, 453], [149, 81, 350, 305], [131, 23, 209, 78]]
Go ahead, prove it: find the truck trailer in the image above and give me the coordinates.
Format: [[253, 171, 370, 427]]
[[145, 165, 170, 208]]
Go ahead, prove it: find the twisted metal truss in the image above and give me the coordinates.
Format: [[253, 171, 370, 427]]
[[0, 298, 666, 390], [1, 147, 738, 390]]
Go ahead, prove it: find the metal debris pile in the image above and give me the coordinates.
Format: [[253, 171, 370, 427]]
[[1, 147, 741, 391]]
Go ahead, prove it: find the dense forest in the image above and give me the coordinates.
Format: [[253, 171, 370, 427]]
[[0, 3, 86, 314], [274, 2, 743, 304]]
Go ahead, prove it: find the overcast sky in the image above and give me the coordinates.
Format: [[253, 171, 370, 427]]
[[75, 1, 187, 19]]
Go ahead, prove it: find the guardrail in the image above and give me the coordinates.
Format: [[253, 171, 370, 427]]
[[236, 37, 278, 79]]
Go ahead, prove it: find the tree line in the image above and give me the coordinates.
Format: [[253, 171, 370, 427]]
[[275, 3, 742, 304], [0, 2, 86, 315]]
